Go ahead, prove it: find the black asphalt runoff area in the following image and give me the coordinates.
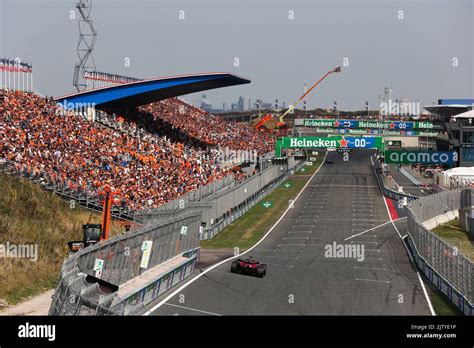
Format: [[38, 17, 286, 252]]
[[147, 150, 431, 315]]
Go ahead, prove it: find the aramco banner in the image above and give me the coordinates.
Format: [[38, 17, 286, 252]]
[[385, 151, 458, 165]]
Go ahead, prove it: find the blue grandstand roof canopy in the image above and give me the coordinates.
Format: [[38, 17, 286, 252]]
[[55, 72, 251, 109], [438, 99, 474, 106]]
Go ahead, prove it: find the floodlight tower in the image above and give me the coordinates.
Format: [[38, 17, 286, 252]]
[[73, 0, 97, 92]]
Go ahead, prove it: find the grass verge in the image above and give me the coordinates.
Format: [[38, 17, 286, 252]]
[[0, 173, 123, 306], [428, 219, 471, 315], [200, 153, 325, 250], [295, 156, 325, 175], [426, 283, 462, 315], [432, 219, 474, 260]]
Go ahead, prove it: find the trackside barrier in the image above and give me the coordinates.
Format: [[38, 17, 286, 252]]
[[49, 211, 201, 315], [372, 154, 473, 314], [138, 175, 235, 213], [136, 159, 306, 240], [49, 158, 304, 315], [102, 248, 200, 315], [406, 190, 474, 315], [371, 155, 418, 202]]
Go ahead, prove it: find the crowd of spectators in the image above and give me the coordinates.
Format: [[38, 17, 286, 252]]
[[140, 98, 275, 154], [0, 90, 245, 211]]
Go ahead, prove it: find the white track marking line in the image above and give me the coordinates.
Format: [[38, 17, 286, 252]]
[[320, 218, 386, 222], [163, 303, 222, 316], [143, 153, 328, 315], [283, 237, 309, 240], [351, 241, 378, 245], [265, 262, 294, 268], [259, 255, 297, 260], [288, 231, 312, 234], [278, 243, 306, 247], [355, 278, 390, 284], [309, 184, 377, 187], [363, 257, 384, 261], [372, 154, 435, 316], [345, 221, 391, 241], [354, 266, 387, 271]]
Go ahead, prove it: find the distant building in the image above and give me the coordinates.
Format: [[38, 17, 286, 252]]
[[237, 96, 245, 112], [200, 94, 212, 112], [424, 99, 474, 166]]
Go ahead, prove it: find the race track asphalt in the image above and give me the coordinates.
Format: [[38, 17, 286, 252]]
[[389, 164, 430, 197], [147, 149, 432, 315]]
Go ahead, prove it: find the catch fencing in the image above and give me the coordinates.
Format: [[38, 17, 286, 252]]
[[406, 190, 474, 315], [137, 160, 305, 240], [49, 209, 201, 315], [49, 157, 304, 315], [372, 155, 418, 202]]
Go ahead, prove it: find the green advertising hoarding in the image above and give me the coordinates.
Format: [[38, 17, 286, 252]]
[[275, 136, 383, 157]]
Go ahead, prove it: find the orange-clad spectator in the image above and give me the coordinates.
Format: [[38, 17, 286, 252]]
[[0, 90, 247, 211]]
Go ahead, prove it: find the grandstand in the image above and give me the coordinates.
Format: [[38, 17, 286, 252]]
[[0, 77, 276, 214]]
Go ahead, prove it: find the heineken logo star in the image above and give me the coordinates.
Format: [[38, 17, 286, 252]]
[[338, 137, 349, 148], [334, 121, 340, 127], [389, 123, 396, 129]]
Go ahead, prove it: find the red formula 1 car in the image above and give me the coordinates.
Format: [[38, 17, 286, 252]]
[[230, 256, 267, 278]]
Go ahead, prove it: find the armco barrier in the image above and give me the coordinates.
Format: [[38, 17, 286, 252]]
[[49, 210, 201, 315], [405, 190, 474, 315], [137, 160, 305, 240], [49, 156, 304, 315], [102, 248, 200, 315], [372, 155, 473, 314], [372, 155, 418, 202]]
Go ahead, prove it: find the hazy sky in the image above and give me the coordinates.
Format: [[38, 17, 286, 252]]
[[1, 0, 473, 110]]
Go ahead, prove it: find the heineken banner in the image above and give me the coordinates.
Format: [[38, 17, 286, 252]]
[[312, 128, 439, 137], [276, 136, 383, 157], [286, 136, 382, 149], [300, 119, 437, 130], [385, 150, 458, 165]]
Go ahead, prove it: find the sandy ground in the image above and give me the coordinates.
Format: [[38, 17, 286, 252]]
[[0, 289, 54, 316]]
